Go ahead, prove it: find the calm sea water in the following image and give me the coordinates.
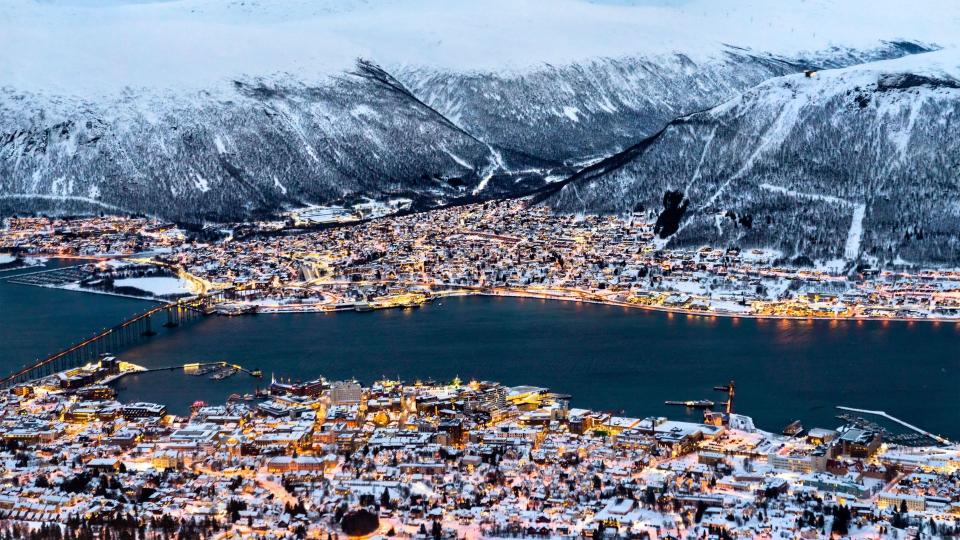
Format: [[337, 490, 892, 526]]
[[0, 260, 150, 370], [1, 262, 958, 437]]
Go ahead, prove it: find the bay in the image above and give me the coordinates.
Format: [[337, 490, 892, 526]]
[[1, 268, 957, 438]]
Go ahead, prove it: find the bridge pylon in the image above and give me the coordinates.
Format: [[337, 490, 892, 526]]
[[142, 314, 157, 337]]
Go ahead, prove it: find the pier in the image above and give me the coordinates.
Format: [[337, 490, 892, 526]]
[[2, 264, 89, 286], [112, 361, 262, 382], [0, 290, 230, 389], [836, 406, 953, 445]]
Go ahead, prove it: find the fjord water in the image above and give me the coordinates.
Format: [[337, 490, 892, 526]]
[[0, 260, 151, 371], [1, 269, 958, 438]]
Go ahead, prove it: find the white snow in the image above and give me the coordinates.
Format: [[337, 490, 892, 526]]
[[272, 175, 287, 195], [759, 182, 851, 207], [212, 135, 227, 154], [844, 204, 866, 260], [759, 184, 867, 261], [472, 175, 493, 196], [349, 104, 379, 120], [192, 172, 210, 193], [740, 248, 782, 263], [441, 146, 474, 170], [561, 106, 581, 122], [710, 300, 752, 314], [663, 279, 707, 295], [2, 0, 958, 94], [113, 276, 193, 296], [733, 47, 960, 115]]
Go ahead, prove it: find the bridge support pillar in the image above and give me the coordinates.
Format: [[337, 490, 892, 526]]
[[142, 315, 156, 337], [164, 306, 178, 328]]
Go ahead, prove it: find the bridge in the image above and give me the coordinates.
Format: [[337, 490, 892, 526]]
[[0, 289, 231, 389]]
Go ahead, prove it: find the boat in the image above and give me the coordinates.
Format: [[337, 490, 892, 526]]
[[665, 399, 715, 409], [210, 366, 239, 380], [186, 365, 219, 376], [354, 302, 373, 312], [215, 304, 259, 316], [250, 369, 263, 378], [227, 393, 242, 401], [783, 420, 804, 436]]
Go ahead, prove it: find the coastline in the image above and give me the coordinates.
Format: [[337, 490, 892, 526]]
[[10, 256, 960, 324], [209, 287, 960, 324], [20, 278, 960, 324], [7, 268, 959, 441], [3, 255, 193, 304]]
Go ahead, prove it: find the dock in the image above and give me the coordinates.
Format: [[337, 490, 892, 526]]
[[4, 264, 90, 286], [836, 406, 952, 445], [112, 361, 262, 382]]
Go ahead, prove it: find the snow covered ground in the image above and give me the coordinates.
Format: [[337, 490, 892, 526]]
[[113, 276, 194, 296]]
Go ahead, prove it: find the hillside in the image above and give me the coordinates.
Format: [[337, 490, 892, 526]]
[[548, 49, 960, 267], [1, 0, 959, 265]]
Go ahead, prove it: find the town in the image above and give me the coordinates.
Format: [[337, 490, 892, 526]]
[[2, 200, 960, 321], [2, 205, 960, 539], [0, 356, 957, 539]]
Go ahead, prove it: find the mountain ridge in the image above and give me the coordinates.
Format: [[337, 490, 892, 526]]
[[2, 0, 959, 265], [548, 48, 960, 266]]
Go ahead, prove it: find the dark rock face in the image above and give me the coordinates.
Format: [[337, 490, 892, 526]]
[[654, 190, 689, 239], [876, 73, 960, 91]]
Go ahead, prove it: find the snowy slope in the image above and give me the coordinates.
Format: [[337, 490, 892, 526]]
[[0, 60, 560, 220], [549, 48, 960, 266], [397, 44, 927, 162]]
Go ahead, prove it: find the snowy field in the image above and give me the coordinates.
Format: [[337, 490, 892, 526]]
[[113, 277, 193, 296]]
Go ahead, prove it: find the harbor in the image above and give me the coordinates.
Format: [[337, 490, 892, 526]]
[[2, 265, 958, 438]]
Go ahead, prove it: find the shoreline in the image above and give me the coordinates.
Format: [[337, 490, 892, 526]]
[[10, 256, 960, 324], [4, 256, 196, 304], [472, 289, 960, 324], [22, 278, 960, 324], [235, 288, 960, 325], [14, 281, 172, 305]]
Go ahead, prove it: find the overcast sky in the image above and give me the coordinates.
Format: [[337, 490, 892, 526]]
[[33, 0, 692, 5]]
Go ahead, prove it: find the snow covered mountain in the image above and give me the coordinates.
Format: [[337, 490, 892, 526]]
[[0, 60, 565, 220], [1, 0, 959, 265], [397, 43, 929, 164], [548, 49, 960, 266]]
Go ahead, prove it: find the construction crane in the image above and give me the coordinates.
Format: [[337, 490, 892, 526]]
[[713, 380, 735, 415]]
